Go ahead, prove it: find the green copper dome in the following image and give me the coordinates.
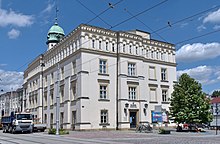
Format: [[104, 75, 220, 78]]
[[48, 22, 65, 35], [46, 22, 65, 45]]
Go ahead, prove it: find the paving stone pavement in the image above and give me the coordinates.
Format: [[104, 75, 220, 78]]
[[60, 129, 220, 144]]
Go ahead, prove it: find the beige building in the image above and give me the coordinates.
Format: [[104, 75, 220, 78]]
[[23, 22, 177, 130]]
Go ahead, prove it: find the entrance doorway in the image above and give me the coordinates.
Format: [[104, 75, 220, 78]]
[[130, 111, 137, 128]]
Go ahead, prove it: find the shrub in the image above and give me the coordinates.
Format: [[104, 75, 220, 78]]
[[158, 128, 170, 134], [48, 128, 69, 135]]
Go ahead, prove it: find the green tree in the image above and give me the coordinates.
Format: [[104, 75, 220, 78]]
[[211, 90, 220, 97], [170, 73, 212, 124]]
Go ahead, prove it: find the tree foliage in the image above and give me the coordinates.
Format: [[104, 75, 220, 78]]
[[211, 90, 220, 97], [170, 73, 212, 124]]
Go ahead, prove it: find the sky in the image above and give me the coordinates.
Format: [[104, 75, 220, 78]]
[[1, 0, 220, 94]]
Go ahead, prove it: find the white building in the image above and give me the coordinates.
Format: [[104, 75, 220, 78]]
[[0, 88, 23, 118], [23, 22, 177, 130]]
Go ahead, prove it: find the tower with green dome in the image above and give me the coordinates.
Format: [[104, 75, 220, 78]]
[[46, 19, 65, 50]]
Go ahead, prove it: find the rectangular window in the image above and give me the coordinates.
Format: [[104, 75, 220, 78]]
[[75, 41, 77, 49], [61, 67, 64, 80], [161, 68, 167, 81], [162, 90, 168, 102], [136, 46, 138, 55], [99, 41, 102, 49], [50, 73, 54, 84], [128, 63, 136, 76], [100, 110, 108, 124], [149, 66, 156, 80], [151, 51, 154, 59], [123, 44, 126, 52], [129, 45, 132, 53], [150, 88, 157, 102], [100, 85, 107, 99], [161, 53, 164, 60], [44, 92, 47, 106], [72, 61, 76, 75], [60, 87, 64, 103], [50, 113, 53, 128], [60, 112, 64, 129], [99, 59, 107, 74], [146, 50, 149, 58], [106, 42, 108, 51], [128, 86, 136, 100], [156, 52, 159, 59], [92, 39, 95, 48], [50, 91, 54, 105], [44, 76, 47, 86], [112, 43, 115, 52], [44, 114, 47, 124], [71, 82, 77, 100]]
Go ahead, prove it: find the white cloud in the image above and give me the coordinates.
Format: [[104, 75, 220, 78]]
[[213, 25, 220, 30], [180, 22, 188, 28], [41, 2, 55, 14], [0, 69, 23, 94], [197, 25, 206, 32], [177, 65, 220, 86], [39, 1, 55, 25], [8, 29, 20, 39], [0, 64, 7, 67], [0, 8, 34, 27], [203, 8, 220, 24], [176, 42, 220, 62]]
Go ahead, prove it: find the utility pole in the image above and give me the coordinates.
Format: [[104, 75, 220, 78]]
[[216, 103, 218, 135], [40, 55, 45, 124], [116, 31, 119, 130], [56, 63, 60, 135]]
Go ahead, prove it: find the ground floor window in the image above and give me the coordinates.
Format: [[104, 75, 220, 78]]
[[100, 110, 108, 124]]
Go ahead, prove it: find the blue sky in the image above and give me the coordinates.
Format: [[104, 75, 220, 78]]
[[1, 0, 220, 94]]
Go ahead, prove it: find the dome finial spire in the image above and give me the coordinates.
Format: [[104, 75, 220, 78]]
[[55, 2, 59, 24]]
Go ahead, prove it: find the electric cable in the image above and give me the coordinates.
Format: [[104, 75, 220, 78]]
[[110, 0, 168, 29], [152, 4, 220, 34], [76, 0, 112, 28]]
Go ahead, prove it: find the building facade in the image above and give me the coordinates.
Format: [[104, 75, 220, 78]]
[[0, 88, 23, 118], [23, 23, 177, 130]]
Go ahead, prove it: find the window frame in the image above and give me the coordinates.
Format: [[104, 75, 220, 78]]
[[128, 86, 137, 100], [99, 59, 107, 74], [100, 110, 108, 124], [128, 62, 136, 76], [99, 84, 108, 99]]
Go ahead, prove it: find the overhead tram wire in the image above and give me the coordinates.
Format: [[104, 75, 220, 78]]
[[86, 0, 124, 25], [15, 0, 166, 72], [152, 4, 220, 34], [110, 0, 168, 29], [76, 0, 112, 28], [175, 28, 220, 45], [15, 0, 123, 72], [124, 8, 167, 42]]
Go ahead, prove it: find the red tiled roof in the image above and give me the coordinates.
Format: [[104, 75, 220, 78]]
[[211, 97, 220, 104]]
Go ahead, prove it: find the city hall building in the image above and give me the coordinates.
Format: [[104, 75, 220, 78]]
[[23, 21, 177, 130]]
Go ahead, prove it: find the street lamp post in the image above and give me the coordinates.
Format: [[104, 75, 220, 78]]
[[56, 63, 60, 135]]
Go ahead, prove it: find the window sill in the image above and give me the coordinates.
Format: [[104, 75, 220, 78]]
[[161, 101, 170, 104], [161, 80, 169, 82], [127, 75, 138, 78], [149, 78, 157, 81], [149, 101, 158, 104], [98, 99, 110, 102], [98, 73, 109, 76], [99, 123, 110, 126]]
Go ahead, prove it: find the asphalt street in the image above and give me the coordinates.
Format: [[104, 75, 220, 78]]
[[0, 129, 220, 144]]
